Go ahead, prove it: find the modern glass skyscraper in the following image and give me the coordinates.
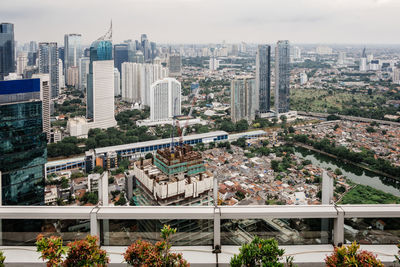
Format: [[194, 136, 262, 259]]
[[275, 40, 290, 115], [64, 34, 82, 86], [256, 44, 271, 113], [113, 44, 129, 73], [0, 78, 46, 205], [39, 42, 59, 98], [0, 23, 15, 80]]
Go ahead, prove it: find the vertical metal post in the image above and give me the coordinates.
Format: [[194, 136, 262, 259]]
[[333, 206, 344, 246]]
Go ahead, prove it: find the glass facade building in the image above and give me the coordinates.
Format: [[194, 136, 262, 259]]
[[64, 34, 82, 85], [0, 79, 46, 205], [256, 45, 271, 113], [275, 40, 290, 114], [0, 23, 15, 80], [87, 40, 112, 120], [114, 44, 129, 73], [38, 42, 59, 98]]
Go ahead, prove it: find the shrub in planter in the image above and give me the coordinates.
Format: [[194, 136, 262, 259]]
[[325, 241, 383, 267], [230, 236, 295, 267], [36, 234, 109, 267], [0, 251, 5, 267], [63, 235, 109, 267], [396, 241, 400, 264], [124, 225, 189, 267]]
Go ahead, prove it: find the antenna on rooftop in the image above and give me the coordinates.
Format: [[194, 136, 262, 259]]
[[97, 20, 113, 41]]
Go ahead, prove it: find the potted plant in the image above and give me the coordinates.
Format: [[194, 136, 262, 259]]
[[0, 251, 5, 267], [230, 236, 295, 267], [36, 234, 109, 267], [325, 241, 383, 267], [124, 225, 189, 266]]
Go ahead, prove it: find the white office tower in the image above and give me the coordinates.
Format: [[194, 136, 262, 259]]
[[114, 68, 120, 96], [292, 46, 301, 60], [79, 57, 90, 91], [67, 66, 79, 88], [316, 46, 332, 55], [16, 52, 28, 75], [337, 52, 346, 65], [359, 58, 367, 72], [150, 78, 181, 121], [393, 68, 400, 85], [121, 62, 168, 105], [58, 59, 65, 89], [209, 57, 219, 71], [38, 42, 59, 98], [32, 73, 51, 141], [88, 60, 117, 129], [300, 72, 308, 85]]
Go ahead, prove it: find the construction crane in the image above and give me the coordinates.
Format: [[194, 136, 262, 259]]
[[181, 86, 200, 137]]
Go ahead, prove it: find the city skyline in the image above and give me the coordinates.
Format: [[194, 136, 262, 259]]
[[2, 0, 400, 44]]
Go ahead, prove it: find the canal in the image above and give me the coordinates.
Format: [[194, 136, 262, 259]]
[[294, 146, 400, 197]]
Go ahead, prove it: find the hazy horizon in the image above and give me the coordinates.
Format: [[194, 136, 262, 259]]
[[2, 0, 400, 45]]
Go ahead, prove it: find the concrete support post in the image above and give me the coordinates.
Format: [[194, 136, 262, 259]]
[[90, 207, 100, 244], [333, 206, 344, 246], [213, 207, 221, 250]]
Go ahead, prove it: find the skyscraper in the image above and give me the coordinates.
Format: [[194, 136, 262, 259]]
[[38, 42, 59, 98], [0, 78, 46, 205], [86, 26, 117, 129], [64, 34, 82, 86], [275, 40, 290, 115], [121, 62, 168, 105], [359, 48, 367, 72], [150, 78, 181, 121], [114, 44, 129, 73], [16, 52, 28, 76], [79, 57, 90, 91], [256, 45, 271, 113], [231, 77, 257, 123], [0, 23, 15, 80], [32, 73, 51, 141], [114, 68, 120, 96], [141, 34, 150, 62], [168, 53, 182, 77]]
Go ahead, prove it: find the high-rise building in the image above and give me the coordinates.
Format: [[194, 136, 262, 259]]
[[67, 66, 79, 88], [168, 53, 182, 77], [64, 34, 82, 86], [0, 23, 15, 80], [149, 77, 181, 121], [231, 77, 257, 123], [114, 68, 120, 96], [38, 42, 59, 98], [275, 40, 290, 115], [114, 44, 129, 73], [133, 51, 144, 63], [300, 72, 308, 85], [32, 74, 51, 141], [0, 78, 46, 205], [141, 34, 150, 62], [29, 41, 37, 52], [79, 57, 90, 91], [58, 58, 65, 90], [121, 62, 168, 105], [338, 51, 346, 65], [209, 57, 219, 71], [86, 29, 117, 129], [16, 52, 28, 76], [392, 68, 400, 85], [256, 45, 271, 113]]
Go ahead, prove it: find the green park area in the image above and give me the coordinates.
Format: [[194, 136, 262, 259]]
[[340, 184, 400, 204]]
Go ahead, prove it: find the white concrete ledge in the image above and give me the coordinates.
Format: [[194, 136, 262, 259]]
[[0, 245, 398, 267]]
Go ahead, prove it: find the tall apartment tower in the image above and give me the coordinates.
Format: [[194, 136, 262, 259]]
[[114, 68, 120, 96], [256, 45, 271, 113], [149, 77, 181, 121], [231, 77, 257, 123], [38, 42, 59, 98], [86, 31, 117, 129], [79, 57, 90, 91], [16, 52, 28, 76], [121, 62, 168, 105], [0, 78, 46, 205], [275, 40, 290, 115], [32, 74, 51, 141], [64, 34, 82, 87], [0, 23, 15, 80], [168, 53, 182, 77]]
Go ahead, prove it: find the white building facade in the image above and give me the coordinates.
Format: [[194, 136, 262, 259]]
[[150, 78, 181, 121]]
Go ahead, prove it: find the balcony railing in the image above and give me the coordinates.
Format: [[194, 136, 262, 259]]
[[0, 204, 399, 265]]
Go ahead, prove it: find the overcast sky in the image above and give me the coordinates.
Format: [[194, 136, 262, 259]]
[[2, 0, 400, 45]]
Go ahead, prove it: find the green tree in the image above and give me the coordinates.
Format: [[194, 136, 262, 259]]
[[93, 166, 104, 174], [235, 119, 249, 132]]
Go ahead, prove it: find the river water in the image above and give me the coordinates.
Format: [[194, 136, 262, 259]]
[[294, 147, 400, 197]]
